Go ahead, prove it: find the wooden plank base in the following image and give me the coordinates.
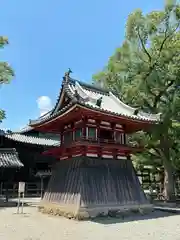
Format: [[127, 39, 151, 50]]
[[39, 157, 152, 219]]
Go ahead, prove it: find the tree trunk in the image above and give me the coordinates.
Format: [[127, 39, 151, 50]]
[[160, 135, 175, 201], [163, 159, 175, 201]]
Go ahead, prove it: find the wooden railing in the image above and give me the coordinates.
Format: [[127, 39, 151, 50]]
[[76, 136, 120, 144], [62, 136, 128, 146], [61, 136, 141, 150]]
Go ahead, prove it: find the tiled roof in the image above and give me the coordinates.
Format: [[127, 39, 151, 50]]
[[17, 112, 52, 133], [0, 148, 23, 168], [29, 101, 75, 125], [29, 72, 161, 126], [16, 125, 34, 133], [5, 133, 60, 147], [68, 80, 160, 122]]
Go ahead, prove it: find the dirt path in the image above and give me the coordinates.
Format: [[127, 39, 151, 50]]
[[0, 207, 179, 240]]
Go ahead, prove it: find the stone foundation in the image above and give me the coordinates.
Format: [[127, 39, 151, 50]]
[[38, 202, 153, 220]]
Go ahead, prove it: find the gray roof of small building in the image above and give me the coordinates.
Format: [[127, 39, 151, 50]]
[[5, 133, 60, 147], [0, 148, 23, 168]]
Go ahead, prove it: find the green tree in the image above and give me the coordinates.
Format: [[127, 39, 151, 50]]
[[0, 36, 14, 122], [93, 0, 180, 200]]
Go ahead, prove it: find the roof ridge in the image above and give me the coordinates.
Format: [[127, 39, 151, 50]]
[[69, 77, 110, 94]]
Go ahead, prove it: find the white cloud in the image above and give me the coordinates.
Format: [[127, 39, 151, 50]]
[[37, 96, 52, 116]]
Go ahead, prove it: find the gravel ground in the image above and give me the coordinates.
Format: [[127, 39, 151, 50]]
[[0, 207, 180, 240]]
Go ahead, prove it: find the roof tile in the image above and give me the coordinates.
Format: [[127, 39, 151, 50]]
[[29, 74, 161, 126], [5, 133, 60, 147], [0, 148, 23, 168]]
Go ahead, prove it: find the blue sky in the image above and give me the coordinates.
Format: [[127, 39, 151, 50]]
[[0, 0, 164, 130]]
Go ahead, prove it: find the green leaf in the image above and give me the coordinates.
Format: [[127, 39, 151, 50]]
[[0, 36, 14, 122], [0, 109, 5, 122], [93, 2, 180, 176]]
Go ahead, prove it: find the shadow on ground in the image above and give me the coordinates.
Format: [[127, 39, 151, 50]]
[[91, 210, 180, 225], [0, 200, 29, 209], [0, 198, 179, 225], [0, 197, 39, 209]]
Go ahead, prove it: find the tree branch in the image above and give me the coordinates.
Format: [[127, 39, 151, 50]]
[[153, 80, 174, 109], [159, 22, 180, 56], [144, 62, 156, 82], [137, 28, 152, 62], [141, 23, 179, 97], [153, 148, 164, 165], [143, 98, 154, 111], [145, 82, 157, 97]]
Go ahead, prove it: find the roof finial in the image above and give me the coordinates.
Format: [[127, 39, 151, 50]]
[[64, 68, 72, 82]]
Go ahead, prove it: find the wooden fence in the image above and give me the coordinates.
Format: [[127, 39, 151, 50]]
[[0, 181, 48, 198]]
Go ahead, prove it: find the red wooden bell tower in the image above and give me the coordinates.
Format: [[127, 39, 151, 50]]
[[30, 70, 160, 219]]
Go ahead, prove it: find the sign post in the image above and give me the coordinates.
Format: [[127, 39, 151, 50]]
[[40, 177, 44, 199], [17, 182, 25, 214]]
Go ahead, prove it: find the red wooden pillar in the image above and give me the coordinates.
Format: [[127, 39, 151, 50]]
[[96, 120, 100, 140], [60, 126, 64, 145], [82, 116, 87, 139], [71, 122, 75, 141], [111, 122, 116, 142], [82, 117, 87, 156], [96, 120, 101, 157], [122, 124, 126, 145], [111, 122, 117, 159], [111, 149, 117, 159]]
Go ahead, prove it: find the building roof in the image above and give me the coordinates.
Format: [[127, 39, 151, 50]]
[[4, 133, 60, 147], [0, 148, 23, 168], [29, 71, 161, 126], [16, 125, 34, 134]]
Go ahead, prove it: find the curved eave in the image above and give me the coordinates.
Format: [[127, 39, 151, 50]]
[[70, 80, 160, 122], [43, 74, 160, 125], [29, 102, 159, 133], [39, 110, 53, 119], [16, 125, 34, 134], [80, 103, 159, 124], [29, 103, 78, 129], [30, 101, 75, 125], [49, 76, 111, 116], [50, 80, 77, 115], [50, 84, 64, 115]]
